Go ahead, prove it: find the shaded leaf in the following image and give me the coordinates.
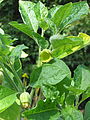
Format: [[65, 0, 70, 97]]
[[0, 86, 17, 113], [0, 102, 21, 120], [62, 106, 83, 120], [84, 101, 90, 120], [23, 100, 60, 120], [74, 65, 90, 90]]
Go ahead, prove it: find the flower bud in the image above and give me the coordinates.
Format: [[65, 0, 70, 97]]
[[20, 92, 30, 108], [40, 49, 52, 63]]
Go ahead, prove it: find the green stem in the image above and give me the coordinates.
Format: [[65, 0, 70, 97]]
[[30, 88, 35, 105]]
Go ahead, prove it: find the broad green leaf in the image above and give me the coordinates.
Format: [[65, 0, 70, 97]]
[[50, 34, 82, 49], [52, 3, 72, 30], [84, 101, 90, 120], [0, 102, 21, 120], [34, 1, 48, 21], [9, 21, 48, 49], [62, 106, 83, 120], [30, 59, 71, 88], [0, 86, 17, 113], [9, 44, 28, 59], [61, 1, 89, 31], [19, 1, 38, 32], [52, 1, 89, 31], [51, 33, 90, 59], [74, 65, 90, 90], [23, 100, 60, 120]]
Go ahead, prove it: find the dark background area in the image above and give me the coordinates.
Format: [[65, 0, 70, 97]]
[[0, 0, 90, 74]]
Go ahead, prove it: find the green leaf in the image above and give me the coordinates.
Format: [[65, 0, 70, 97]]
[[0, 28, 4, 34], [0, 102, 21, 120], [65, 86, 84, 95], [0, 86, 17, 113], [55, 77, 71, 101], [65, 93, 75, 105], [84, 101, 90, 120], [34, 1, 48, 21], [19, 1, 38, 32], [61, 1, 89, 31], [48, 5, 62, 18], [51, 33, 90, 59], [41, 84, 60, 100], [30, 59, 71, 88], [74, 65, 90, 90], [50, 34, 82, 49], [9, 21, 48, 49], [9, 44, 28, 59], [23, 100, 60, 120], [52, 3, 72, 30], [52, 1, 89, 32], [13, 58, 22, 77], [0, 34, 14, 45], [62, 106, 83, 120], [34, 1, 48, 30]]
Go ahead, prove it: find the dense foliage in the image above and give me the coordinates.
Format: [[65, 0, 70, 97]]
[[0, 1, 90, 120], [0, 0, 90, 74]]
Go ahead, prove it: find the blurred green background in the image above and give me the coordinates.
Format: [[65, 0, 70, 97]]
[[0, 0, 90, 74]]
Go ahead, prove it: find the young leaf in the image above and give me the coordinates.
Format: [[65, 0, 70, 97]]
[[52, 3, 72, 30], [9, 21, 48, 49], [61, 1, 89, 31], [19, 1, 38, 32], [23, 100, 60, 120], [0, 86, 17, 113], [9, 44, 28, 59], [84, 101, 90, 120], [34, 1, 48, 21], [51, 33, 90, 59], [0, 102, 21, 120], [62, 106, 83, 120], [52, 1, 89, 32], [30, 59, 71, 88], [74, 65, 90, 91]]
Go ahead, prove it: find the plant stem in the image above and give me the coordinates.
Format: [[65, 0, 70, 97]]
[[30, 88, 35, 106]]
